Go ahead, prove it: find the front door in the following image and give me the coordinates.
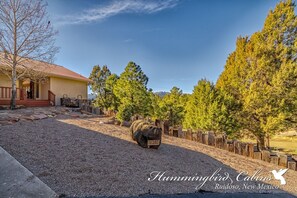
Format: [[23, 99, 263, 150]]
[[29, 81, 34, 99], [24, 81, 34, 99], [21, 79, 40, 100]]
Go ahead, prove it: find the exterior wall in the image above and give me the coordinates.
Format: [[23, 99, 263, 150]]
[[0, 74, 19, 88], [0, 74, 88, 106], [49, 77, 88, 106], [0, 74, 20, 99], [40, 79, 50, 100]]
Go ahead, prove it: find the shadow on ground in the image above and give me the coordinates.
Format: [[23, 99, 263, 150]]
[[0, 115, 296, 198]]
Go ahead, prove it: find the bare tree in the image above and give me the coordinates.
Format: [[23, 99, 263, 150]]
[[0, 0, 58, 109]]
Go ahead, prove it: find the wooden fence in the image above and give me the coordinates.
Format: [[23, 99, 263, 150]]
[[163, 125, 297, 171], [79, 99, 103, 115]]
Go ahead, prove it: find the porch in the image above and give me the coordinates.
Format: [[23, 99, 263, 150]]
[[0, 86, 55, 107]]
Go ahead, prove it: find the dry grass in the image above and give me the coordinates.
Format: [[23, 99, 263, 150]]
[[241, 136, 297, 155]]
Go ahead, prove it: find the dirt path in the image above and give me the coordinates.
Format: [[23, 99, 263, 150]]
[[0, 114, 296, 197]]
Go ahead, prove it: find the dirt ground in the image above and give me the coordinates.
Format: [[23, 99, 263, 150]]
[[0, 109, 297, 197]]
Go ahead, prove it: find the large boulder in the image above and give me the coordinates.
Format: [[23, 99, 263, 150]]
[[130, 120, 162, 149]]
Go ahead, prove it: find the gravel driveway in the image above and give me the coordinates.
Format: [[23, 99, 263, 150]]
[[0, 113, 296, 197]]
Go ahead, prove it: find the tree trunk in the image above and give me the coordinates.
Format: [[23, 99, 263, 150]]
[[11, 10, 17, 110], [265, 135, 270, 148], [257, 135, 265, 150], [10, 70, 17, 110]]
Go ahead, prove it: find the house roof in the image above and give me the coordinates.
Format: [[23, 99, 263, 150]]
[[0, 53, 91, 82]]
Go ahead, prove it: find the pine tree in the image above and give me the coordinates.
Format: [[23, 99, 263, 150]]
[[184, 79, 239, 135], [105, 74, 120, 111], [89, 65, 113, 110], [148, 91, 162, 120], [216, 0, 297, 148], [157, 87, 186, 127], [114, 62, 150, 121]]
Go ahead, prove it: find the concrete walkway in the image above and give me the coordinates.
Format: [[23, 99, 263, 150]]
[[0, 146, 57, 198]]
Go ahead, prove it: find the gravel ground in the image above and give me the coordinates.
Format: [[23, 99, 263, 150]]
[[0, 113, 297, 197]]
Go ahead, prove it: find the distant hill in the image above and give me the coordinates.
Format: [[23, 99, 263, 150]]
[[154, 91, 169, 98], [89, 92, 168, 99]]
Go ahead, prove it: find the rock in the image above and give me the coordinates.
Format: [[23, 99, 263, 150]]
[[71, 113, 82, 118], [33, 114, 48, 120], [80, 110, 92, 115], [114, 120, 121, 125], [105, 117, 116, 124], [0, 121, 13, 126], [7, 116, 20, 122], [0, 113, 9, 121], [121, 121, 131, 127], [22, 116, 35, 121]]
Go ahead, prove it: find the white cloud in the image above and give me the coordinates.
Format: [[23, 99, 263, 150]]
[[123, 38, 133, 43], [57, 0, 179, 25]]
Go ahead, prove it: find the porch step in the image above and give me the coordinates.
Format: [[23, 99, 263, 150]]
[[0, 100, 50, 107], [24, 100, 50, 107]]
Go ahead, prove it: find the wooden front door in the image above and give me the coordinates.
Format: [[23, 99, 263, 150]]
[[28, 81, 34, 99]]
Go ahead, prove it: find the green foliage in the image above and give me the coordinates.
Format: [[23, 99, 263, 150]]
[[148, 90, 162, 120], [216, 0, 297, 147], [114, 62, 151, 121], [184, 79, 239, 136], [156, 87, 186, 127], [105, 74, 120, 111], [87, 1, 297, 146], [116, 103, 134, 122], [89, 65, 111, 109]]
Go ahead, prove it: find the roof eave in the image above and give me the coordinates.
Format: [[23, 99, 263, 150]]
[[48, 73, 92, 83]]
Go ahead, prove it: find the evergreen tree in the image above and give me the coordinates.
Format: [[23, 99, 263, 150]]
[[148, 91, 162, 120], [157, 87, 186, 127], [216, 0, 297, 148], [184, 79, 239, 135], [114, 62, 150, 121], [105, 74, 120, 111], [89, 65, 114, 110]]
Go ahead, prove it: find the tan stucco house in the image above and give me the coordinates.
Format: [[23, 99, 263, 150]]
[[0, 55, 90, 107]]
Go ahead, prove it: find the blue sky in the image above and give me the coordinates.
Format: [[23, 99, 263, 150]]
[[47, 0, 281, 93]]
